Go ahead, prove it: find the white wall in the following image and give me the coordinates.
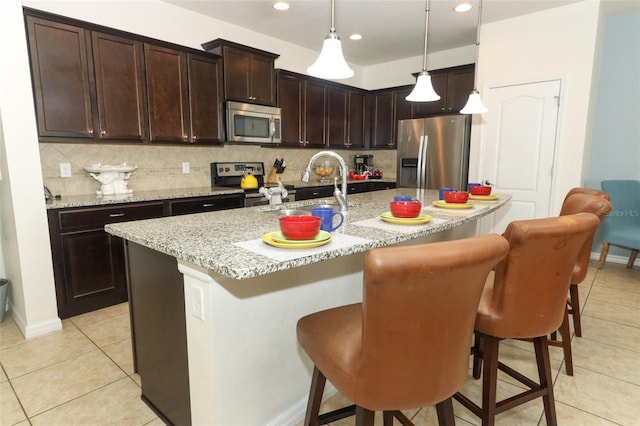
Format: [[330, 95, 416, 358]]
[[0, 0, 61, 337], [468, 1, 604, 215]]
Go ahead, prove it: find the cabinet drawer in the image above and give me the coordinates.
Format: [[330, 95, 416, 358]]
[[295, 186, 334, 200], [169, 194, 242, 216], [57, 202, 165, 231]]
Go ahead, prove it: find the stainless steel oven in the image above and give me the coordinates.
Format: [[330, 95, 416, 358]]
[[211, 162, 295, 207]]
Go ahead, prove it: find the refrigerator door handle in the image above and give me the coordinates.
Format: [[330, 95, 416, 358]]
[[416, 135, 428, 190]]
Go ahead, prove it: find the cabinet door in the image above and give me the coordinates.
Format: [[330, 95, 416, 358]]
[[250, 55, 276, 105], [223, 48, 251, 102], [304, 80, 327, 147], [169, 194, 242, 215], [92, 32, 147, 141], [188, 53, 223, 144], [370, 92, 393, 148], [411, 73, 447, 117], [145, 44, 190, 142], [347, 91, 366, 148], [58, 231, 127, 318], [26, 16, 96, 138], [445, 67, 475, 112], [278, 73, 304, 146], [328, 87, 347, 148]]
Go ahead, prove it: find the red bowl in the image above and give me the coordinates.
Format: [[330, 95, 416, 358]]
[[469, 185, 492, 196], [390, 201, 422, 218], [444, 191, 470, 204], [279, 215, 321, 240]]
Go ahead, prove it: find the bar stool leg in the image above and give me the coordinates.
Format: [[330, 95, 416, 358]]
[[472, 333, 483, 380], [569, 284, 582, 337], [435, 398, 456, 426], [355, 406, 375, 426], [559, 307, 574, 376], [304, 366, 326, 426], [533, 336, 558, 426], [480, 335, 500, 426]]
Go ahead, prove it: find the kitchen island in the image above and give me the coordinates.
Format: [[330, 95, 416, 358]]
[[106, 188, 509, 426]]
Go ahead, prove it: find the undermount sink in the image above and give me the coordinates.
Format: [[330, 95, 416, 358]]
[[261, 202, 357, 215]]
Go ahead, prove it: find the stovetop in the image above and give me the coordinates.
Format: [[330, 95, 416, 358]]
[[211, 162, 295, 195]]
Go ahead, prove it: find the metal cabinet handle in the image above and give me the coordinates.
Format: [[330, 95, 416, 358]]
[[101, 130, 106, 135], [202, 203, 214, 207], [109, 213, 125, 218]]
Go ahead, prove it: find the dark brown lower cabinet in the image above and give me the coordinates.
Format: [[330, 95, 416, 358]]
[[47, 202, 165, 318], [47, 194, 243, 319], [127, 242, 190, 426]]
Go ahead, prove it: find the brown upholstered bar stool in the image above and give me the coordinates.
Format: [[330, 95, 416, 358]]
[[297, 234, 509, 426], [563, 187, 611, 204], [454, 213, 600, 426], [548, 192, 612, 375]]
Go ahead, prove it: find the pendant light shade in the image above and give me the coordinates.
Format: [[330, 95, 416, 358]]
[[307, 0, 354, 80], [461, 0, 488, 114], [406, 0, 440, 102]]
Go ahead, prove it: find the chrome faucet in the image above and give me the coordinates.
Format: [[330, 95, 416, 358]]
[[301, 151, 348, 211]]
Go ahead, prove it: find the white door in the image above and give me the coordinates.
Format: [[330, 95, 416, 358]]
[[478, 79, 561, 235]]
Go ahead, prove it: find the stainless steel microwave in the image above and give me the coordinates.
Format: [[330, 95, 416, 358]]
[[225, 101, 282, 144]]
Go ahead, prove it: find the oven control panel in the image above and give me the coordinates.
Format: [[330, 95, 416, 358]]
[[212, 162, 264, 178]]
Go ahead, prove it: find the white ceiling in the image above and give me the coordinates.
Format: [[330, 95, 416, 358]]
[[163, 0, 639, 66]]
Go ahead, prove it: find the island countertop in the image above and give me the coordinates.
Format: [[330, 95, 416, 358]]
[[106, 188, 509, 280]]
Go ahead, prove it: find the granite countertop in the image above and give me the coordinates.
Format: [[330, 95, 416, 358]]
[[106, 189, 509, 280], [45, 186, 244, 209], [45, 179, 396, 209]]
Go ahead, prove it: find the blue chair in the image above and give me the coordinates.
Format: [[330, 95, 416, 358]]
[[597, 180, 640, 269]]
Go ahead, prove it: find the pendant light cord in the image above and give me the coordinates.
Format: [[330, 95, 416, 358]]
[[330, 0, 336, 33], [472, 0, 483, 90], [420, 0, 431, 72]]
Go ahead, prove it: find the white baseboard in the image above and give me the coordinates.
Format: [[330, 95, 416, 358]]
[[590, 251, 639, 267], [267, 383, 338, 426], [8, 302, 62, 339]]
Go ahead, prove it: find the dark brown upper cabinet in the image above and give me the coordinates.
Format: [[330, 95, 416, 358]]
[[412, 64, 475, 117], [26, 16, 96, 139], [328, 87, 366, 149], [368, 86, 413, 149], [26, 15, 147, 141], [92, 31, 147, 140], [145, 45, 223, 145], [202, 39, 279, 106], [277, 70, 327, 148]]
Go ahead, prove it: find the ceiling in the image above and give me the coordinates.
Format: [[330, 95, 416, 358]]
[[163, 0, 639, 66]]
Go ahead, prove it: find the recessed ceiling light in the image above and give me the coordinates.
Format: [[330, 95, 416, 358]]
[[454, 3, 472, 12], [273, 2, 289, 11], [349, 33, 362, 41]]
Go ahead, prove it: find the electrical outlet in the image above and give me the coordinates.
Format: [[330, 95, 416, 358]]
[[189, 283, 205, 320], [59, 163, 72, 178], [182, 162, 190, 174]]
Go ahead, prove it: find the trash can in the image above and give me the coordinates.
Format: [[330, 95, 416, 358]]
[[0, 279, 9, 323]]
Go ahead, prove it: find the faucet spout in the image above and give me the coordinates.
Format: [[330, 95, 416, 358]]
[[301, 151, 349, 212]]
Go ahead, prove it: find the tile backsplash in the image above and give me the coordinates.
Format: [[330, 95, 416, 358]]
[[40, 143, 397, 196]]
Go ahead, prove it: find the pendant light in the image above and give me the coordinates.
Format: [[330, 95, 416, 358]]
[[461, 0, 488, 114], [307, 0, 354, 80], [406, 0, 440, 102]]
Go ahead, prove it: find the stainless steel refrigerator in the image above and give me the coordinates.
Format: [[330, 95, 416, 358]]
[[396, 114, 471, 190]]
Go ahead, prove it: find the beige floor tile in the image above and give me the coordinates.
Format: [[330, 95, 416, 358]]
[[144, 418, 167, 426], [554, 365, 640, 425], [0, 365, 7, 383], [131, 373, 142, 387], [571, 336, 640, 385], [30, 377, 157, 426], [77, 311, 132, 348], [69, 302, 129, 330], [587, 285, 640, 309], [554, 401, 619, 425], [579, 315, 640, 353], [582, 298, 640, 328], [411, 404, 475, 425], [101, 337, 135, 375], [0, 314, 26, 350], [594, 264, 640, 292], [0, 324, 97, 379], [0, 381, 27, 425], [11, 349, 125, 417]]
